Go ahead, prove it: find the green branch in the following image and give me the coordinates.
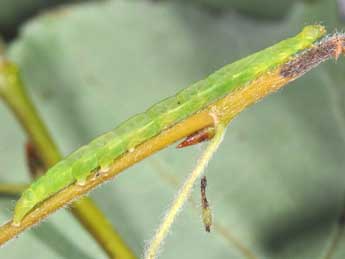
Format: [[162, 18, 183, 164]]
[[0, 183, 26, 197], [0, 58, 136, 259]]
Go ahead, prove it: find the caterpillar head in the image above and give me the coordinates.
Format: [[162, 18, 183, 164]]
[[12, 189, 38, 226], [300, 25, 326, 42]]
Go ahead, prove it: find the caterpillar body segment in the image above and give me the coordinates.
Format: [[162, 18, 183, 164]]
[[114, 113, 160, 148], [12, 25, 325, 225], [71, 146, 99, 183], [98, 136, 126, 168], [13, 160, 74, 224]]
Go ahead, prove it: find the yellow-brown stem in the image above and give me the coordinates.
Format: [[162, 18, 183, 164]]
[[0, 66, 292, 245]]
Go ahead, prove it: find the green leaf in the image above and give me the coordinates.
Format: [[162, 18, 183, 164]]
[[1, 0, 345, 258], [0, 0, 96, 39], [171, 0, 297, 19]]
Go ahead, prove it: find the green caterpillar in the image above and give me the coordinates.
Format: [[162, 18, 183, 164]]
[[13, 25, 325, 225]]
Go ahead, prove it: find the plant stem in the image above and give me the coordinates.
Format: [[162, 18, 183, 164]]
[[0, 60, 60, 166], [144, 124, 226, 259], [0, 59, 136, 259], [0, 61, 296, 245], [0, 184, 27, 196]]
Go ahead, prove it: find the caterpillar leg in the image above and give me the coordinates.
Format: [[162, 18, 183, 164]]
[[76, 178, 87, 186], [73, 170, 91, 186], [70, 145, 99, 186], [144, 123, 226, 259], [75, 167, 101, 186]]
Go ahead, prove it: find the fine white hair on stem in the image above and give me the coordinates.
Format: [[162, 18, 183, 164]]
[[144, 123, 226, 259]]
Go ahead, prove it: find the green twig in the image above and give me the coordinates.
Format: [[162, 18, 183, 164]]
[[0, 55, 311, 246], [0, 58, 136, 259], [0, 183, 26, 197]]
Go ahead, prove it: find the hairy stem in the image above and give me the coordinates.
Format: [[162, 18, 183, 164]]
[[0, 59, 136, 259], [0, 61, 295, 245], [0, 33, 339, 246], [144, 123, 225, 259]]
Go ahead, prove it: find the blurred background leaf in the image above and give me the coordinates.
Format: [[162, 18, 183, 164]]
[[1, 0, 345, 258], [171, 0, 297, 19], [0, 0, 99, 40]]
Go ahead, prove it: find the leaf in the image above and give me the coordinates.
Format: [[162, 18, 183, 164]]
[[0, 0, 95, 39], [171, 0, 297, 19], [1, 0, 345, 258]]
